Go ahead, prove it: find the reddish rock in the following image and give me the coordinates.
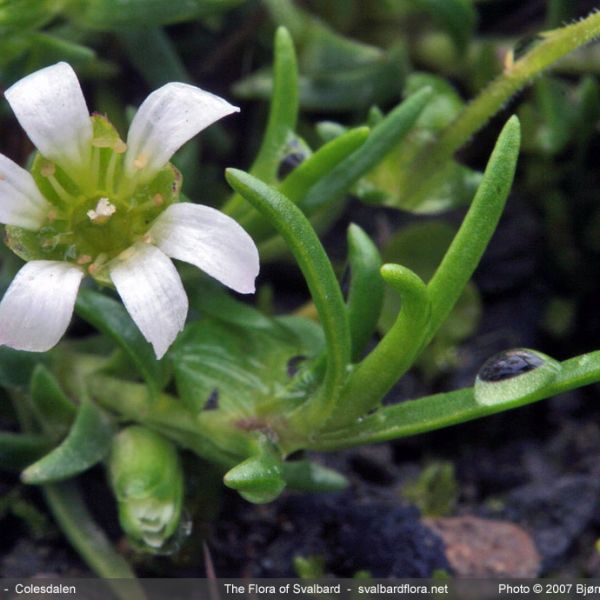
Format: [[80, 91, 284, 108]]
[[425, 516, 541, 577]]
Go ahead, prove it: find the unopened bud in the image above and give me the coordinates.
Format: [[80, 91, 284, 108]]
[[108, 426, 184, 552]]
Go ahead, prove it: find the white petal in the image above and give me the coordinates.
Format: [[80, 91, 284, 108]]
[[124, 82, 239, 180], [4, 62, 92, 170], [0, 261, 84, 352], [109, 243, 188, 359], [149, 203, 259, 294], [0, 153, 50, 229]]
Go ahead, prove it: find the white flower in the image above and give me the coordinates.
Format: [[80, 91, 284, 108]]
[[0, 62, 259, 359]]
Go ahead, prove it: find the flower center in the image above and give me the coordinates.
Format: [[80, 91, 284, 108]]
[[4, 115, 181, 284]]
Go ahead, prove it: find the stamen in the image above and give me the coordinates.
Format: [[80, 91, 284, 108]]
[[47, 174, 76, 205], [117, 246, 136, 262], [106, 152, 119, 195], [91, 146, 101, 187], [87, 197, 117, 224], [77, 254, 93, 265], [40, 160, 55, 177], [133, 153, 148, 170], [88, 253, 108, 276], [113, 140, 127, 154]]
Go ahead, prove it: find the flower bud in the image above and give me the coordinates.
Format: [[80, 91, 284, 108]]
[[108, 426, 184, 552]]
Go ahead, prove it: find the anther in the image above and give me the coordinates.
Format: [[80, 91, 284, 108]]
[[133, 154, 148, 170], [40, 161, 56, 177], [113, 140, 127, 154]]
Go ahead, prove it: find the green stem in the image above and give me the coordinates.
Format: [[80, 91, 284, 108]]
[[401, 10, 600, 207], [334, 264, 430, 426], [311, 351, 600, 451]]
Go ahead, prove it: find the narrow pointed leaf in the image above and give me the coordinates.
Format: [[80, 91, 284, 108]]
[[29, 364, 76, 439], [225, 169, 351, 423], [346, 224, 384, 361], [0, 432, 51, 472], [427, 116, 521, 339], [224, 26, 299, 218], [43, 481, 142, 594], [239, 126, 370, 242], [224, 454, 286, 504], [299, 87, 433, 215], [336, 264, 430, 426], [312, 351, 600, 451], [22, 398, 114, 484], [283, 460, 349, 492], [76, 288, 169, 391]]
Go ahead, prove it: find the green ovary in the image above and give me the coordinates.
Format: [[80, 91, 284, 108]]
[[5, 115, 181, 283]]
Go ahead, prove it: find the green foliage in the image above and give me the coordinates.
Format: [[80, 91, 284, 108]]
[[76, 289, 170, 392], [402, 461, 458, 517], [22, 398, 114, 484], [171, 313, 323, 415], [379, 221, 482, 378], [3, 3, 600, 579], [224, 452, 286, 504]]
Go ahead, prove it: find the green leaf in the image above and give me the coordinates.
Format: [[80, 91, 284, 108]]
[[43, 481, 142, 592], [299, 87, 433, 216], [336, 264, 430, 426], [361, 138, 482, 213], [25, 32, 98, 70], [69, 0, 243, 29], [29, 365, 76, 440], [0, 347, 46, 390], [224, 453, 286, 504], [171, 315, 323, 415], [258, 0, 408, 111], [238, 126, 370, 243], [282, 459, 348, 492], [75, 288, 169, 392], [224, 26, 299, 220], [378, 221, 482, 377], [118, 28, 189, 87], [22, 398, 114, 484], [225, 169, 351, 424], [313, 350, 600, 450], [0, 0, 58, 30], [0, 432, 50, 472], [405, 73, 464, 131], [402, 461, 458, 517], [410, 0, 477, 54], [427, 116, 521, 339], [346, 224, 384, 361]]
